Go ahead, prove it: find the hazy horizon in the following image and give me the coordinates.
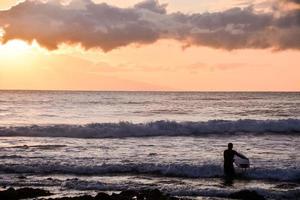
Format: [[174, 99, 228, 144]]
[[1, 89, 300, 92]]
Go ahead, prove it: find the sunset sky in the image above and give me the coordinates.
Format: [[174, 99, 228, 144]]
[[0, 0, 299, 91]]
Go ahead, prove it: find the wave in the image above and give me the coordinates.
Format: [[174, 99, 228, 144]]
[[1, 176, 299, 200], [1, 179, 299, 200], [0, 162, 299, 182], [0, 119, 299, 138], [0, 155, 23, 159], [63, 179, 300, 200]]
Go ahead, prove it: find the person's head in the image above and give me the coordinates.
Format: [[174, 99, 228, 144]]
[[228, 143, 233, 150]]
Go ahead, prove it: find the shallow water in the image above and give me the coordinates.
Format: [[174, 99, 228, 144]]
[[0, 135, 299, 199]]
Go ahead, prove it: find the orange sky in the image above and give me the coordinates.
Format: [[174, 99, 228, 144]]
[[0, 0, 299, 91]]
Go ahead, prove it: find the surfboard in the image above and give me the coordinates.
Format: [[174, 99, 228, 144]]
[[234, 154, 250, 169]]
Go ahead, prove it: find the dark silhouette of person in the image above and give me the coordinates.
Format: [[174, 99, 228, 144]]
[[223, 143, 248, 178]]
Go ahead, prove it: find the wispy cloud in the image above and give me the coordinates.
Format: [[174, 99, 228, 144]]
[[0, 0, 299, 51]]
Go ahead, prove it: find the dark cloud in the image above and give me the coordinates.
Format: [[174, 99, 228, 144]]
[[0, 0, 299, 51], [134, 0, 167, 14], [283, 0, 300, 4]]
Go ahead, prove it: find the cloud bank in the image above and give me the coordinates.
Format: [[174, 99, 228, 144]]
[[0, 0, 299, 51]]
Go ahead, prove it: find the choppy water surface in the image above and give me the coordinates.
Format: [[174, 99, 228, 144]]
[[0, 135, 299, 199], [0, 91, 300, 125], [0, 91, 299, 199]]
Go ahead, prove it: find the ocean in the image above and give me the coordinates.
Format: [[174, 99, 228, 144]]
[[0, 91, 299, 199]]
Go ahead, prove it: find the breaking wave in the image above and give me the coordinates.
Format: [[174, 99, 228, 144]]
[[0, 119, 299, 138], [0, 162, 299, 182]]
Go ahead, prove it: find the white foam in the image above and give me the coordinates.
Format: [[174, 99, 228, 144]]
[[0, 162, 299, 182], [0, 119, 299, 138]]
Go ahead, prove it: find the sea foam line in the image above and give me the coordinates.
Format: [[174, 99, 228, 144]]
[[0, 119, 299, 138], [0, 162, 299, 182]]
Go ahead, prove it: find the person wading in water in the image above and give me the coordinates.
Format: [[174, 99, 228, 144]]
[[223, 143, 248, 178]]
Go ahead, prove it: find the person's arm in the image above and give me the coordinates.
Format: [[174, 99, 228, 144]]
[[234, 151, 248, 160]]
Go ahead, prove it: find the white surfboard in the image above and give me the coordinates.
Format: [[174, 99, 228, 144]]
[[234, 154, 250, 169]]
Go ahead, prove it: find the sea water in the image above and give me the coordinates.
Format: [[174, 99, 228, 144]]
[[0, 91, 299, 199]]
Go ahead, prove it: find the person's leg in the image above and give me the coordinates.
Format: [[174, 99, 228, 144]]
[[223, 165, 234, 186], [229, 165, 235, 177], [224, 164, 235, 177]]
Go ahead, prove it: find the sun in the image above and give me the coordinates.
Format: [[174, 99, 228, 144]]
[[0, 39, 32, 55], [0, 39, 46, 62], [0, 39, 41, 70]]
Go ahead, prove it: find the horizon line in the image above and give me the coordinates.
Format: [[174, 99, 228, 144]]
[[0, 89, 299, 93]]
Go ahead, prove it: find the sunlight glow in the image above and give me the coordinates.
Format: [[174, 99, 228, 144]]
[[0, 40, 42, 70], [0, 39, 46, 58], [0, 40, 32, 54]]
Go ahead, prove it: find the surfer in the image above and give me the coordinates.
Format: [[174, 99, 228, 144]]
[[223, 143, 248, 178]]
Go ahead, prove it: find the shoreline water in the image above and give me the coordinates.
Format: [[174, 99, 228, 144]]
[[0, 187, 268, 200], [0, 175, 299, 199], [0, 135, 299, 199], [0, 135, 299, 180], [0, 92, 299, 199]]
